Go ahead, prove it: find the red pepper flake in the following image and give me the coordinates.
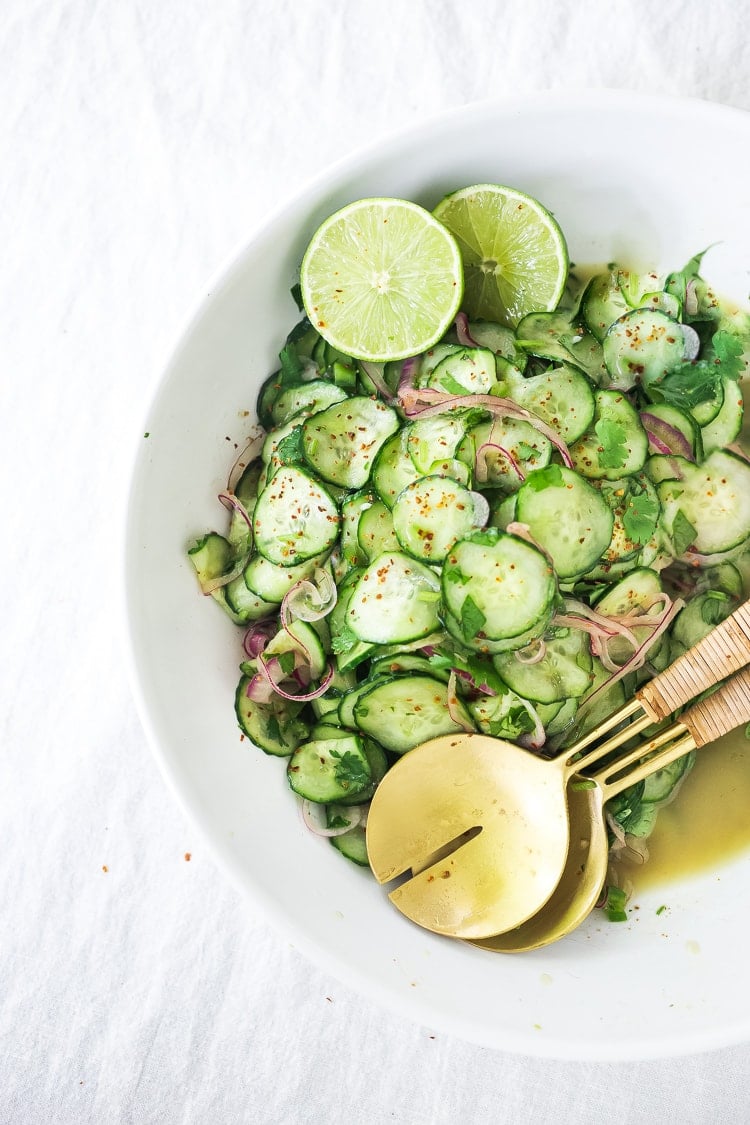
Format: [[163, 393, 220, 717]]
[[184, 853, 192, 862], [101, 865, 108, 873]]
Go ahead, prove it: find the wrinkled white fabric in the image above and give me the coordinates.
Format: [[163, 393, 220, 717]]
[[3, 1, 750, 1121]]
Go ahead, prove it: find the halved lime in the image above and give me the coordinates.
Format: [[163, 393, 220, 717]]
[[300, 197, 463, 363], [432, 184, 568, 327]]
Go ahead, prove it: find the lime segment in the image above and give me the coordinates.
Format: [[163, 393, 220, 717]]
[[300, 197, 463, 363], [432, 184, 568, 327]]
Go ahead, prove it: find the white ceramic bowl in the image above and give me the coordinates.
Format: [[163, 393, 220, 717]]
[[124, 90, 750, 1060]]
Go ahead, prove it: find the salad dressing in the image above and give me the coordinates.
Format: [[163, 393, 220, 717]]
[[631, 727, 750, 890]]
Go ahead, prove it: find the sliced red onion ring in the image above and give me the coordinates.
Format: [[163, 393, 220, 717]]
[[243, 619, 277, 659], [475, 442, 525, 484], [199, 555, 247, 596], [640, 412, 695, 461], [505, 521, 556, 568], [227, 428, 265, 492], [517, 704, 546, 752], [397, 355, 421, 400], [257, 651, 335, 702], [447, 670, 475, 733], [359, 360, 395, 402], [455, 312, 480, 347], [300, 800, 365, 838], [397, 388, 573, 468], [577, 597, 684, 717], [514, 638, 547, 665], [281, 568, 337, 625], [218, 491, 254, 531]]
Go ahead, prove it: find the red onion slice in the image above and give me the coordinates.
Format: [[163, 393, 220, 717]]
[[398, 389, 573, 468], [359, 360, 395, 402], [447, 670, 475, 733], [640, 411, 695, 461], [227, 428, 265, 492], [455, 312, 480, 347]]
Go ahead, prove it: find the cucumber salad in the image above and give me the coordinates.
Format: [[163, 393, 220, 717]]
[[189, 187, 750, 907]]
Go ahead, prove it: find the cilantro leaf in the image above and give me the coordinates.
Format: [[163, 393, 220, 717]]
[[274, 426, 305, 465], [265, 715, 282, 744], [290, 283, 304, 312], [523, 464, 564, 492], [671, 508, 697, 555], [330, 748, 371, 791], [622, 490, 660, 546], [664, 248, 710, 307], [712, 329, 745, 381], [650, 360, 721, 410], [331, 624, 359, 655], [444, 566, 471, 586], [278, 343, 303, 385], [460, 595, 486, 642], [604, 885, 628, 923], [594, 418, 628, 469], [436, 371, 470, 395], [327, 813, 352, 829], [700, 590, 731, 626], [515, 441, 537, 461], [276, 651, 296, 676]]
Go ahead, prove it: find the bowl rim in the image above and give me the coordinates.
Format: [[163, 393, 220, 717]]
[[122, 88, 750, 1061]]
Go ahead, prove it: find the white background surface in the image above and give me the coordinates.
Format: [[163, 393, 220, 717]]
[[4, 2, 750, 1122]]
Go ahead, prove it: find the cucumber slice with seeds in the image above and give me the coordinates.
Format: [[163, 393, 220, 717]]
[[253, 465, 340, 566], [302, 396, 399, 489]]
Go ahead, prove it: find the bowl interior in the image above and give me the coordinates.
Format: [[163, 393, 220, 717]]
[[125, 91, 750, 1060]]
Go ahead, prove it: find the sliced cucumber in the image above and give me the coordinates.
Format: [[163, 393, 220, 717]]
[[371, 428, 420, 508], [357, 499, 400, 561], [353, 674, 474, 754], [329, 823, 370, 866], [441, 529, 556, 647], [504, 362, 596, 443], [658, 450, 750, 556], [392, 475, 483, 561], [427, 346, 497, 395], [347, 552, 441, 644], [494, 628, 593, 704], [700, 376, 744, 454], [458, 417, 551, 491], [287, 734, 372, 803], [253, 465, 340, 566], [235, 675, 309, 756], [302, 396, 399, 489], [271, 379, 349, 425], [515, 465, 614, 579], [603, 309, 696, 391], [570, 389, 649, 480]]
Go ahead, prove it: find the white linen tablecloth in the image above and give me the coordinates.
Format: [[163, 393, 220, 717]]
[[4, 1, 750, 1121]]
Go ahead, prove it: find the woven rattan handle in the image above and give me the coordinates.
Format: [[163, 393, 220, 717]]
[[680, 665, 750, 747], [636, 600, 750, 722]]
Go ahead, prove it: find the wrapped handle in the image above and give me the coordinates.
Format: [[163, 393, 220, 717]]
[[680, 665, 750, 748], [637, 600, 750, 722]]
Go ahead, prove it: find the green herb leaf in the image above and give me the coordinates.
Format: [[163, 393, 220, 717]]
[[594, 418, 628, 469], [331, 624, 359, 655], [712, 329, 745, 381], [671, 509, 698, 556], [650, 360, 721, 410], [436, 371, 470, 396], [523, 464, 564, 492], [277, 651, 296, 676], [330, 748, 370, 791], [265, 714, 282, 744], [290, 282, 304, 312], [604, 885, 628, 923], [700, 590, 731, 626], [460, 595, 486, 642], [656, 904, 668, 916], [622, 490, 660, 546], [327, 813, 352, 829], [515, 441, 537, 461], [274, 426, 305, 465], [444, 566, 471, 586], [664, 247, 710, 306], [278, 343, 303, 385]]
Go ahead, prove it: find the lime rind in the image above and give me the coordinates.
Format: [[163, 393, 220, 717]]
[[432, 183, 569, 327], [300, 197, 464, 363]]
